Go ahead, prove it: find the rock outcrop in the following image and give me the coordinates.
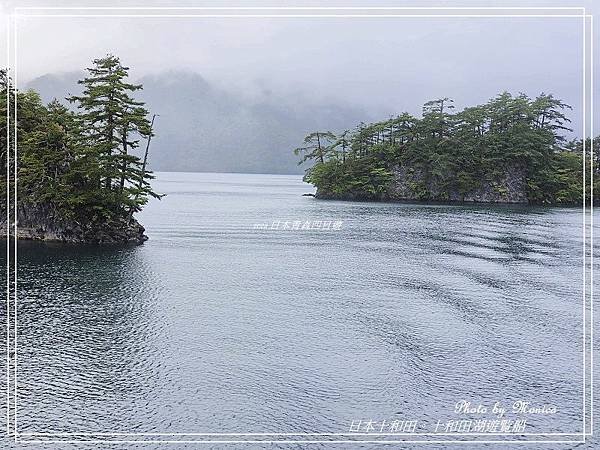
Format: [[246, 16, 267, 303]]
[[316, 164, 529, 204], [0, 204, 148, 244], [386, 165, 528, 204]]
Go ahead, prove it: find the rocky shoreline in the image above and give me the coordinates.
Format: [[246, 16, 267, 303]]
[[315, 164, 531, 205], [0, 204, 148, 245]]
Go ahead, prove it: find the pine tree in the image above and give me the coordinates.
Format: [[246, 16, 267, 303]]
[[68, 54, 159, 216], [293, 131, 337, 165]]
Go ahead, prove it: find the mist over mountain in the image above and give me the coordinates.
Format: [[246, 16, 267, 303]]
[[25, 71, 372, 174]]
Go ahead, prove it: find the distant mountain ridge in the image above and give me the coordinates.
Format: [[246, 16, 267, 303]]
[[25, 71, 371, 174]]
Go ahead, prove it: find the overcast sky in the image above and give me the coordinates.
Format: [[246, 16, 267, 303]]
[[1, 0, 598, 139]]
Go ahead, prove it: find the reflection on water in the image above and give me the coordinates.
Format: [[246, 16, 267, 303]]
[[1, 172, 597, 448], [13, 244, 166, 432]]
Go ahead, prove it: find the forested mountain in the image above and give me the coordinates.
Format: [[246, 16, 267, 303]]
[[295, 94, 599, 205], [26, 71, 371, 174]]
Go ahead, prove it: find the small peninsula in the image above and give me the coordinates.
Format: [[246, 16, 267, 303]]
[[294, 94, 598, 205], [0, 55, 160, 244]]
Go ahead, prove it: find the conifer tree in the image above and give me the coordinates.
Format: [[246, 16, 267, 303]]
[[293, 131, 337, 165], [68, 54, 159, 214]]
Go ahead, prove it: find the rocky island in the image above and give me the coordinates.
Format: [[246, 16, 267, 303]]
[[295, 94, 597, 205], [0, 55, 159, 244]]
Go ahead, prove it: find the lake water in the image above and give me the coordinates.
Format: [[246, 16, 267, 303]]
[[1, 172, 598, 448]]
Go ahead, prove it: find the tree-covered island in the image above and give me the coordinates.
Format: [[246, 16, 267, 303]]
[[295, 94, 598, 205], [0, 55, 160, 244]]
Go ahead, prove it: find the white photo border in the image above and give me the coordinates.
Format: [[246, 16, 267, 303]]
[[4, 5, 594, 445]]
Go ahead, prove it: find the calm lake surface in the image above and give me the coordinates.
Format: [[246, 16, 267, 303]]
[[2, 172, 598, 448]]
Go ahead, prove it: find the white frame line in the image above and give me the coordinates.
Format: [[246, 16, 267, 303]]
[[584, 15, 595, 435], [13, 431, 596, 436], [14, 439, 588, 445], [6, 5, 594, 445], [4, 13, 9, 439], [10, 14, 589, 18], [582, 9, 586, 443], [12, 11, 17, 444], [12, 6, 588, 11]]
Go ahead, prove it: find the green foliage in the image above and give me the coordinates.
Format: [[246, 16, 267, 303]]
[[294, 131, 337, 165], [295, 92, 597, 205], [526, 151, 583, 205], [304, 156, 393, 199], [0, 55, 160, 223]]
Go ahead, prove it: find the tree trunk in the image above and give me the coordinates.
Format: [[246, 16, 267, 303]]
[[105, 76, 115, 190], [316, 132, 324, 164], [119, 123, 129, 196], [129, 114, 157, 223]]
